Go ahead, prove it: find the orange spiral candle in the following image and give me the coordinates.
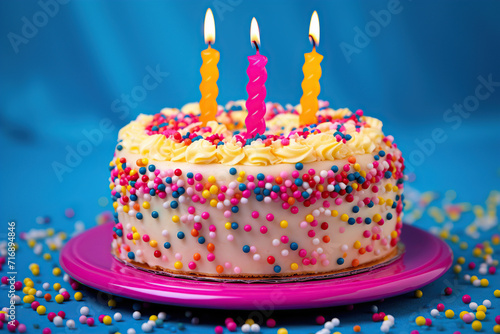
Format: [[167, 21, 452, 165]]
[[300, 11, 323, 126], [199, 9, 220, 126]]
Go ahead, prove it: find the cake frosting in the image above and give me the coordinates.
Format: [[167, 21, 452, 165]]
[[110, 101, 405, 278]]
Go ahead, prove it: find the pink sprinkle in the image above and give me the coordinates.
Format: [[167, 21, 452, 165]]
[[462, 294, 471, 304], [266, 318, 276, 327], [207, 253, 215, 262], [266, 214, 274, 221], [244, 225, 252, 232], [188, 262, 196, 270], [316, 315, 325, 325], [252, 211, 259, 219], [260, 226, 268, 234], [234, 267, 241, 274], [281, 236, 289, 244], [214, 325, 223, 334], [299, 249, 307, 257]]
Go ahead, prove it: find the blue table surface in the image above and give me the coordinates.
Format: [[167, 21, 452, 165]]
[[1, 114, 500, 334]]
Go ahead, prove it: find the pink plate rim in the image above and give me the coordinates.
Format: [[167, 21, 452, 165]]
[[60, 222, 453, 310]]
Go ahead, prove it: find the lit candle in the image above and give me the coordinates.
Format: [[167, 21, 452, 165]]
[[199, 8, 220, 126], [300, 11, 323, 126], [245, 17, 268, 138]]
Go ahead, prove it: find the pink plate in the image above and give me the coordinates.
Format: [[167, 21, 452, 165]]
[[60, 223, 452, 310]]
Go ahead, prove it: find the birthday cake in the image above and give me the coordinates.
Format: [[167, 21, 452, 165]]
[[109, 101, 405, 278]]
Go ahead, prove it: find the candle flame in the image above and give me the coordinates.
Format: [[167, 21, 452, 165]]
[[250, 17, 260, 47], [204, 8, 215, 44], [309, 11, 320, 47]]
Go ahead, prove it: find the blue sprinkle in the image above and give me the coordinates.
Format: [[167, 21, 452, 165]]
[[331, 165, 339, 173], [149, 189, 156, 196], [365, 218, 372, 224], [229, 167, 237, 175], [273, 265, 281, 273], [302, 191, 310, 199], [294, 179, 303, 186], [186, 172, 194, 179], [198, 237, 205, 244], [177, 231, 185, 239], [242, 245, 250, 253], [257, 173, 265, 180], [116, 144, 123, 151], [177, 187, 185, 195], [165, 177, 172, 184], [290, 242, 298, 251], [157, 184, 166, 192], [379, 150, 386, 157], [148, 164, 156, 172], [151, 211, 159, 218], [136, 212, 143, 220], [295, 162, 303, 170], [385, 171, 392, 179], [231, 206, 239, 213], [130, 194, 138, 201], [352, 206, 359, 213], [164, 242, 171, 249], [170, 201, 178, 209], [128, 252, 135, 260], [256, 194, 264, 201], [387, 213, 393, 220], [239, 183, 246, 191], [231, 222, 239, 230], [337, 258, 344, 265], [348, 218, 356, 225]]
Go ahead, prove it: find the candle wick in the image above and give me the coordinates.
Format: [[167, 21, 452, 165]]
[[253, 41, 259, 52], [310, 35, 316, 50]]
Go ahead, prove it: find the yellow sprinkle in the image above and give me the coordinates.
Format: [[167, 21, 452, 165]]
[[414, 290, 423, 298], [52, 267, 62, 276], [210, 199, 218, 207], [445, 309, 454, 318], [25, 280, 34, 288], [353, 241, 361, 249], [476, 305, 487, 313], [340, 214, 349, 222], [470, 275, 478, 283], [239, 171, 245, 177], [28, 288, 36, 295], [108, 299, 116, 308], [122, 205, 129, 213], [103, 315, 112, 325], [53, 283, 61, 291], [43, 253, 51, 261], [472, 248, 482, 257], [142, 201, 150, 209], [471, 320, 482, 331], [415, 316, 426, 326], [305, 215, 314, 223], [174, 261, 183, 269], [480, 278, 489, 287], [453, 265, 462, 274], [23, 295, 35, 304], [74, 292, 83, 301], [459, 311, 468, 320], [236, 177, 243, 182], [149, 315, 158, 321], [245, 319, 255, 325], [37, 305, 46, 315], [457, 257, 466, 264], [391, 231, 398, 239], [202, 190, 211, 199], [290, 263, 298, 270], [280, 220, 288, 228], [133, 233, 140, 240], [55, 294, 64, 304], [209, 185, 219, 194], [494, 289, 500, 298], [47, 228, 55, 236], [277, 329, 288, 334], [493, 324, 500, 333], [172, 215, 180, 223], [460, 242, 469, 250], [28, 240, 36, 248], [331, 210, 338, 217], [373, 214, 381, 223], [225, 222, 231, 230], [207, 176, 216, 184], [475, 311, 486, 320]]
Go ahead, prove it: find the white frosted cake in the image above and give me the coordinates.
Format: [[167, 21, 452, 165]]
[[109, 101, 405, 278]]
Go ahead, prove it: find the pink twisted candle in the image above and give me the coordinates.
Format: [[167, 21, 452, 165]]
[[245, 51, 268, 138]]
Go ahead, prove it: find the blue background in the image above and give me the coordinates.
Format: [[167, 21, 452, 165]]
[[1, 0, 500, 333]]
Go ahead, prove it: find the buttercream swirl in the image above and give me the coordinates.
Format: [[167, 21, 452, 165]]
[[185, 140, 218, 164], [241, 142, 281, 166], [272, 139, 316, 163], [217, 141, 246, 165]]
